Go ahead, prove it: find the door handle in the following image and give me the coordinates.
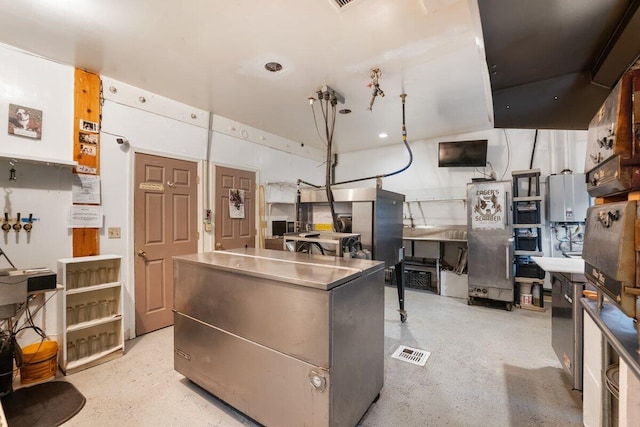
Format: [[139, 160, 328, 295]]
[[137, 250, 146, 257], [505, 238, 513, 280], [505, 246, 510, 279]]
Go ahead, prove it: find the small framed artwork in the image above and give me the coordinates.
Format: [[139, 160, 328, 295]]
[[80, 143, 97, 156], [76, 165, 97, 175], [79, 119, 99, 133], [8, 103, 43, 140], [79, 132, 98, 144]]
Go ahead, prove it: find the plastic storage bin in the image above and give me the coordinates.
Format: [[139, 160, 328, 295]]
[[515, 259, 545, 279], [514, 206, 540, 224], [405, 270, 431, 291], [516, 235, 538, 251]]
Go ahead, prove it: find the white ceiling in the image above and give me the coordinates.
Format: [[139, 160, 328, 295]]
[[0, 0, 494, 154]]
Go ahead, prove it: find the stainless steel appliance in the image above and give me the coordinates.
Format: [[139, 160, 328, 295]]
[[548, 173, 589, 223], [582, 200, 638, 317], [466, 181, 514, 308], [297, 187, 404, 268], [283, 231, 362, 258], [585, 69, 640, 197], [551, 271, 589, 391], [297, 187, 407, 321], [173, 248, 385, 427], [547, 173, 589, 257], [531, 256, 589, 391]]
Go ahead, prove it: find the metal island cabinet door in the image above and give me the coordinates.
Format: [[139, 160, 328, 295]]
[[173, 248, 385, 427]]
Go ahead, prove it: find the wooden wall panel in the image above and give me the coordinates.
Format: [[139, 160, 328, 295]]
[[72, 69, 101, 256]]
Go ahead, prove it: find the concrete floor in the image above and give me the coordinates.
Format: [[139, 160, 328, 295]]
[[60, 287, 582, 426]]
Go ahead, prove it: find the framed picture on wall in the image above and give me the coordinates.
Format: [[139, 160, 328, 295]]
[[80, 143, 97, 156], [79, 132, 98, 144], [7, 103, 42, 140], [79, 119, 99, 133]]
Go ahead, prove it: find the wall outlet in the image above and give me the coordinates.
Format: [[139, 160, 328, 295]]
[[108, 227, 121, 239]]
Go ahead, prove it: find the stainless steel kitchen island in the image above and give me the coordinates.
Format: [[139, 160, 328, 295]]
[[173, 248, 385, 427]]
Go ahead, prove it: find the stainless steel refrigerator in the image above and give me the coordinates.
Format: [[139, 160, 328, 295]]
[[466, 181, 514, 309]]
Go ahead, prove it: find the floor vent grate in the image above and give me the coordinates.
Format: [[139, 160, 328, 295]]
[[391, 345, 431, 366], [329, 0, 361, 10]]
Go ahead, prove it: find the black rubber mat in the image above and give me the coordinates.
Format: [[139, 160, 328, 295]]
[[1, 381, 85, 427]]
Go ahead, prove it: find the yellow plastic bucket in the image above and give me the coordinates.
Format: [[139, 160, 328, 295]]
[[20, 340, 58, 384]]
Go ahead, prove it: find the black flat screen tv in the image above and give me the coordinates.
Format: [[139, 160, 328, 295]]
[[438, 139, 487, 167]]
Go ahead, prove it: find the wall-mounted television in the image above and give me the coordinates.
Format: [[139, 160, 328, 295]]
[[438, 139, 488, 167]]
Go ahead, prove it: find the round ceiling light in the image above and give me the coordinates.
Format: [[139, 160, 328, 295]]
[[378, 133, 388, 138], [264, 62, 283, 72], [339, 109, 351, 114]]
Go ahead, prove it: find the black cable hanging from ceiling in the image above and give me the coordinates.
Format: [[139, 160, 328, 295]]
[[529, 129, 539, 169], [528, 129, 539, 197], [296, 93, 413, 233], [319, 90, 340, 232], [331, 93, 413, 186]]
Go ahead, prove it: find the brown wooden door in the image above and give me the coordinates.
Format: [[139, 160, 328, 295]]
[[134, 153, 198, 335], [215, 165, 256, 250]]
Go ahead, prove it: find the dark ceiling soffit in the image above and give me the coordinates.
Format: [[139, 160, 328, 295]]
[[591, 0, 640, 87], [492, 72, 611, 130]]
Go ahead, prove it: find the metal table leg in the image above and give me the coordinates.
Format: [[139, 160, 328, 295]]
[[395, 260, 406, 322]]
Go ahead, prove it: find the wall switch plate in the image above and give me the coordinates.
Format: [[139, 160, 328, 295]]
[[108, 227, 121, 239]]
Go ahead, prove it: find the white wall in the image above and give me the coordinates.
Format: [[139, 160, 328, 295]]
[[336, 127, 588, 290], [0, 44, 76, 270], [335, 127, 588, 227], [0, 44, 76, 345], [0, 44, 74, 162]]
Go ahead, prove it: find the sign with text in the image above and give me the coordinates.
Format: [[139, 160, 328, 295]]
[[470, 183, 505, 230]]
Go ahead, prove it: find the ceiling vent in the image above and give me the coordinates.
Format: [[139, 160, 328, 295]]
[[329, 0, 360, 11]]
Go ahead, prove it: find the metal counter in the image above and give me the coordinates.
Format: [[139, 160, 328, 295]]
[[581, 298, 640, 380], [173, 248, 385, 427], [533, 257, 588, 390], [402, 227, 468, 294], [402, 226, 468, 244]]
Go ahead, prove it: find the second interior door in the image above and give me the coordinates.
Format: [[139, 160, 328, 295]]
[[215, 165, 256, 250]]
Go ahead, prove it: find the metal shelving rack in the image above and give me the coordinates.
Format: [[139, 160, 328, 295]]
[[512, 169, 545, 309]]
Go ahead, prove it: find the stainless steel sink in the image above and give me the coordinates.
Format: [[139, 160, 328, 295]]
[[403, 227, 467, 241], [444, 229, 466, 240]]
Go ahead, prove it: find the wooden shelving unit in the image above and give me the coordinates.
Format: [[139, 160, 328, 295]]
[[57, 255, 124, 375]]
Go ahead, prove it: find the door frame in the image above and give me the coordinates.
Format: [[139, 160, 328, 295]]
[[126, 148, 204, 339], [211, 162, 260, 251]]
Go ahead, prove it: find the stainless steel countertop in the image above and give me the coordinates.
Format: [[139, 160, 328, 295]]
[[581, 298, 640, 380], [402, 226, 468, 242], [173, 248, 385, 291]]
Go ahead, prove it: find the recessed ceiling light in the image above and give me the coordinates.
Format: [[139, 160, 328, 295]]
[[379, 133, 388, 138], [339, 109, 351, 114], [264, 62, 283, 72]]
